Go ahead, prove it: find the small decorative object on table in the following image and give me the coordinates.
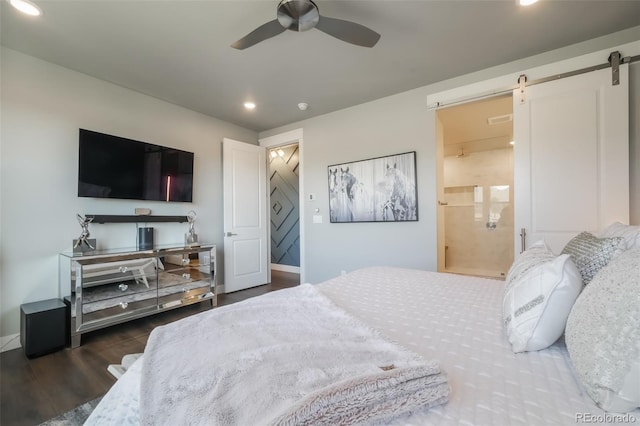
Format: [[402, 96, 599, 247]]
[[73, 214, 96, 253], [185, 210, 199, 246]]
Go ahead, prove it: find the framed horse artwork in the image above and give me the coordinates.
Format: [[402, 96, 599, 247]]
[[327, 151, 418, 223]]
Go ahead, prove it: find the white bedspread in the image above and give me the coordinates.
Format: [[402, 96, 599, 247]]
[[318, 267, 640, 425], [87, 267, 637, 425], [139, 283, 448, 425]]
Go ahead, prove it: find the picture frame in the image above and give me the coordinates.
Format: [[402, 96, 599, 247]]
[[328, 151, 418, 223]]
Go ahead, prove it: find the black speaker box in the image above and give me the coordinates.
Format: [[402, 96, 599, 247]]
[[20, 299, 66, 358], [138, 227, 154, 250]]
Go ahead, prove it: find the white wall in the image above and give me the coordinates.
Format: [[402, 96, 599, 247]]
[[260, 27, 640, 284], [0, 47, 258, 339], [298, 89, 438, 283]]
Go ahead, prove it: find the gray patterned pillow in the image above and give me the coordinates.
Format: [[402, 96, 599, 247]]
[[565, 248, 640, 412], [561, 232, 625, 285]]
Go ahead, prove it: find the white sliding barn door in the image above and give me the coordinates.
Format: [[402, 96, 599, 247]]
[[223, 138, 269, 292], [513, 65, 629, 255]]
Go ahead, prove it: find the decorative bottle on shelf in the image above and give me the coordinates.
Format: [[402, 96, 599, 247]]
[[138, 227, 154, 250]]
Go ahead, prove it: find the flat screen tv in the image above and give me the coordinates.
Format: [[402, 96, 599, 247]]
[[78, 129, 194, 202]]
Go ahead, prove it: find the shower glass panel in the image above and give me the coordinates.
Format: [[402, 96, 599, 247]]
[[443, 149, 514, 279]]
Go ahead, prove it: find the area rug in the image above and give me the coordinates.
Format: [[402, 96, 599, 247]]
[[38, 397, 102, 426]]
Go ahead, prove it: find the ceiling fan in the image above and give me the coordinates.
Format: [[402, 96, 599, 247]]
[[231, 0, 380, 50]]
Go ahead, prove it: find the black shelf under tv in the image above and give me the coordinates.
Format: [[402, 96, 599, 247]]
[[87, 215, 188, 224]]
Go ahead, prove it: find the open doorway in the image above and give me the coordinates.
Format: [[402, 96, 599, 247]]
[[268, 143, 300, 272], [260, 128, 305, 286], [436, 95, 514, 279]]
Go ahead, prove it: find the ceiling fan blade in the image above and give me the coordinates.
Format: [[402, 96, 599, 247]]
[[231, 19, 286, 50], [315, 16, 380, 48]]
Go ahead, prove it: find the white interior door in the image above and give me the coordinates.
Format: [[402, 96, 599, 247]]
[[223, 138, 269, 292], [513, 65, 629, 255]]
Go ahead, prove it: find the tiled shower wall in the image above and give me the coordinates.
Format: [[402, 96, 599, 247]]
[[443, 148, 514, 278]]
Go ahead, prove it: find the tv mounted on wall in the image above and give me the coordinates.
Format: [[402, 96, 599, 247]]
[[78, 129, 194, 202]]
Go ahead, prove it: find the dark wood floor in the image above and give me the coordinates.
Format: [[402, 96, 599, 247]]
[[0, 271, 299, 426]]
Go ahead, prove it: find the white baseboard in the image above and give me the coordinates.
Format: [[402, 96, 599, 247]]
[[271, 263, 300, 274], [0, 333, 21, 353]]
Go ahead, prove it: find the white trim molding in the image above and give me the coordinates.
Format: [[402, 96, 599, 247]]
[[426, 40, 640, 110], [260, 128, 304, 148], [271, 263, 301, 274], [0, 333, 21, 353]]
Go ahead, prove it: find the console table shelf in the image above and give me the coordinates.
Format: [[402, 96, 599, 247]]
[[87, 215, 188, 223]]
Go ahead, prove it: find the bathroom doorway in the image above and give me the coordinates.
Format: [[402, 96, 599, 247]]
[[436, 95, 514, 279]]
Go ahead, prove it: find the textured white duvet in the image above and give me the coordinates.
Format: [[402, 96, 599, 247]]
[[87, 267, 627, 425], [138, 284, 449, 425]]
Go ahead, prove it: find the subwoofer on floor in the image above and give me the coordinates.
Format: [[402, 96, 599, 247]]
[[20, 299, 66, 358]]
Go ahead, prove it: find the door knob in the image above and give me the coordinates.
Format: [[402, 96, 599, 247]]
[[225, 232, 238, 237]]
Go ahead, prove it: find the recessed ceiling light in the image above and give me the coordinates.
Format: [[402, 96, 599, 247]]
[[244, 102, 256, 110], [297, 102, 309, 111], [9, 0, 42, 16], [510, 141, 515, 146], [519, 0, 538, 6]]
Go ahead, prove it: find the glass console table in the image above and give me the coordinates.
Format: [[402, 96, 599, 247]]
[[59, 244, 216, 347]]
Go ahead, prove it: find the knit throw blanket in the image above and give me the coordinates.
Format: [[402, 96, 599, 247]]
[[139, 284, 450, 425]]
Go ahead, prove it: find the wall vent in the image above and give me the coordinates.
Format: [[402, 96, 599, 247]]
[[487, 114, 513, 125]]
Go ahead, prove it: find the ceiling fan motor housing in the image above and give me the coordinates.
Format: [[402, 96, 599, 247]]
[[277, 0, 320, 31], [231, 0, 380, 49]]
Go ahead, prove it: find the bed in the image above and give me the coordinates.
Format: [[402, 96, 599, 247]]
[[85, 259, 640, 425]]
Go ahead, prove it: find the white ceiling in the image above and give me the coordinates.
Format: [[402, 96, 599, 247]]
[[2, 1, 639, 132]]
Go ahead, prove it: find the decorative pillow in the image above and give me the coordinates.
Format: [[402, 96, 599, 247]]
[[600, 222, 640, 250], [503, 240, 583, 353], [561, 232, 625, 285], [565, 248, 640, 413]]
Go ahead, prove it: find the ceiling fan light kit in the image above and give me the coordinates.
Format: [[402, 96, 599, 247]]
[[231, 0, 380, 50]]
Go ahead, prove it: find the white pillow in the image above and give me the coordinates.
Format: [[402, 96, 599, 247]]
[[600, 222, 640, 250], [565, 248, 640, 413], [503, 240, 583, 353]]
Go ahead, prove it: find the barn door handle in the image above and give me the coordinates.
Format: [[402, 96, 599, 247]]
[[438, 201, 448, 206], [225, 232, 237, 237], [520, 228, 527, 253]]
